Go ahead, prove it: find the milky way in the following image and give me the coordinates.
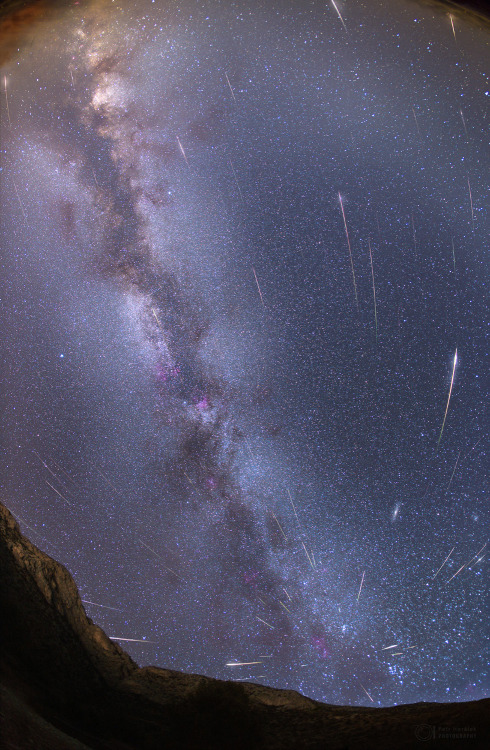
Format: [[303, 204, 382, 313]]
[[1, 0, 488, 706]]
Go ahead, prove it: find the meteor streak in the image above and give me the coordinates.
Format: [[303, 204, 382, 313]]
[[411, 214, 417, 257], [338, 193, 359, 310], [442, 545, 486, 586], [137, 538, 185, 581], [3, 75, 11, 127], [13, 180, 27, 221], [272, 512, 288, 541], [467, 177, 475, 228], [95, 466, 121, 495], [436, 348, 458, 448], [51, 458, 80, 488], [446, 451, 460, 492], [256, 616, 274, 629], [330, 0, 347, 32], [432, 547, 455, 579], [45, 480, 72, 506], [412, 106, 422, 138], [287, 488, 300, 525], [357, 570, 365, 601], [449, 14, 457, 43], [224, 72, 237, 103], [381, 644, 399, 650], [82, 600, 124, 611], [183, 470, 196, 488], [151, 307, 162, 328], [464, 543, 487, 569], [459, 108, 468, 139], [443, 562, 467, 586], [368, 238, 378, 341], [252, 267, 265, 308], [33, 450, 63, 484], [229, 158, 244, 201], [12, 512, 37, 536], [176, 136, 190, 168], [359, 682, 374, 702], [463, 437, 482, 462], [302, 542, 315, 569], [244, 438, 254, 461], [226, 661, 262, 667], [109, 637, 156, 643]]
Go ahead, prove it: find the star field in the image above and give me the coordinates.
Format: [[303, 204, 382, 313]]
[[0, 0, 488, 707]]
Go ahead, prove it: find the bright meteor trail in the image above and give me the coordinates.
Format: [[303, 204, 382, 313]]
[[367, 238, 378, 341], [338, 193, 359, 311], [252, 266, 265, 308], [331, 0, 347, 32], [437, 349, 458, 448]]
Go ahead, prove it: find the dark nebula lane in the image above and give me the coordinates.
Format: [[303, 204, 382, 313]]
[[0, 0, 488, 707]]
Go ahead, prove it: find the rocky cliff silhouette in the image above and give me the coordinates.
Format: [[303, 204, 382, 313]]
[[0, 501, 488, 749]]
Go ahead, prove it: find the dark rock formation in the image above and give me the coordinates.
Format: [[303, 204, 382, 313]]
[[0, 501, 488, 749]]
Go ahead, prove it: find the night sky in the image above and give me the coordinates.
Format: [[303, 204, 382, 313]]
[[1, 0, 488, 707]]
